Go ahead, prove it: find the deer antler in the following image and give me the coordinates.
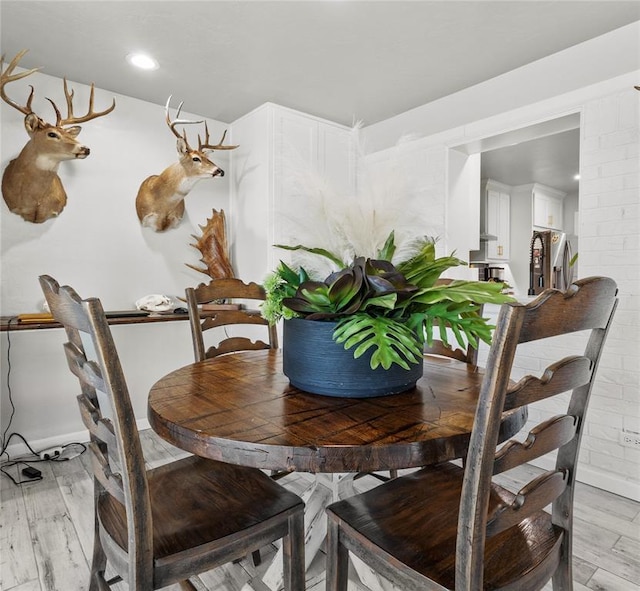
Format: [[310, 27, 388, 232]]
[[186, 209, 235, 279], [198, 123, 239, 151], [1, 50, 40, 116], [165, 95, 203, 150], [45, 78, 116, 126]]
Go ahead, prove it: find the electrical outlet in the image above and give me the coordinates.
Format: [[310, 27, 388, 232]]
[[619, 431, 640, 449], [39, 446, 63, 460]]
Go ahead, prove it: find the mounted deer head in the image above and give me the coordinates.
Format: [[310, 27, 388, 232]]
[[1, 50, 116, 223], [135, 96, 238, 232]]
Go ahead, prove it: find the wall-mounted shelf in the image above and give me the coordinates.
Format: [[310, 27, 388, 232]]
[[0, 312, 203, 332]]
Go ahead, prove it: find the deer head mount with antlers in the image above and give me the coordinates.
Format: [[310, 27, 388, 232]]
[[1, 50, 116, 223], [135, 97, 238, 232]]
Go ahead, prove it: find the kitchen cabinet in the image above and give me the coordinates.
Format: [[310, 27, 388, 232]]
[[480, 179, 510, 261], [533, 186, 565, 229], [230, 103, 355, 283]]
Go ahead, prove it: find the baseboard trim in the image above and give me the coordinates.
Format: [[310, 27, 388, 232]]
[[4, 418, 152, 460], [529, 456, 640, 502]]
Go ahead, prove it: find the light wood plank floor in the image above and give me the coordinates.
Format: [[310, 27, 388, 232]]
[[1, 429, 638, 591]]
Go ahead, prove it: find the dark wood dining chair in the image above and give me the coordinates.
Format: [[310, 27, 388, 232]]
[[39, 275, 305, 591], [185, 277, 278, 361], [326, 276, 618, 591]]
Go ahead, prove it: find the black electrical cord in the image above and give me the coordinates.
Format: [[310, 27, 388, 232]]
[[1, 317, 87, 485], [0, 316, 24, 460], [0, 442, 88, 486], [0, 460, 42, 486]]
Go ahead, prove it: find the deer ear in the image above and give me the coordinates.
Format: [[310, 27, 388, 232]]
[[24, 113, 42, 134], [66, 126, 82, 138], [176, 137, 189, 155]]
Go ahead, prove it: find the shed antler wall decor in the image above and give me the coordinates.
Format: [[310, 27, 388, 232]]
[[135, 97, 238, 232], [186, 209, 235, 280], [1, 50, 116, 223]]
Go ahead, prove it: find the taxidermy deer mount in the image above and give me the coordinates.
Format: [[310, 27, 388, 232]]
[[1, 50, 116, 223], [135, 97, 238, 232]]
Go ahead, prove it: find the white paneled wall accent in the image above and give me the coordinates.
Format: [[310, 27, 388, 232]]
[[361, 141, 456, 261]]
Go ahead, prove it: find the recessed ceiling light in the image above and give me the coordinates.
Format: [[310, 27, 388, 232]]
[[126, 52, 159, 71], [574, 174, 580, 180]]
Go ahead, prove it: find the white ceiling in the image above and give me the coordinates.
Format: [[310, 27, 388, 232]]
[[2, 1, 638, 193]]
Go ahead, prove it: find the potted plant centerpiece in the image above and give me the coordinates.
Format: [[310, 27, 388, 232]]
[[261, 138, 514, 397], [263, 232, 514, 398]]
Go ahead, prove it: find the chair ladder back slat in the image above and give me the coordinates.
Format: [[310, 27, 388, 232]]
[[201, 310, 270, 330], [493, 414, 578, 475], [192, 278, 267, 301], [89, 441, 126, 505], [206, 337, 271, 358], [486, 469, 569, 537], [504, 355, 593, 411], [77, 395, 118, 450], [518, 280, 618, 343], [424, 340, 473, 364]]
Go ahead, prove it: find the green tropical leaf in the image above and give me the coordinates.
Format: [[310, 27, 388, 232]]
[[376, 230, 396, 261], [274, 243, 345, 268], [334, 315, 423, 370]]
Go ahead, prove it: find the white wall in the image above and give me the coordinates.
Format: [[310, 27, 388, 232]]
[[1, 69, 233, 453], [363, 28, 640, 499]]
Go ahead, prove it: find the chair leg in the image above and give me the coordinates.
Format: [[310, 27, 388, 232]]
[[89, 513, 108, 591], [552, 534, 573, 590], [282, 510, 306, 591], [326, 516, 349, 591], [252, 549, 262, 567]]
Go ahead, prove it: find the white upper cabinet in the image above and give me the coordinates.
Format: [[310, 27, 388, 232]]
[[482, 179, 510, 261], [532, 185, 565, 230]]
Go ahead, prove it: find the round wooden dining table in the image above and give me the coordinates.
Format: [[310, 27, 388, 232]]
[[148, 349, 526, 591], [148, 349, 527, 475]]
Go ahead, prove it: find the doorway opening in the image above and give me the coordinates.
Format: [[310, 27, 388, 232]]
[[449, 112, 581, 296]]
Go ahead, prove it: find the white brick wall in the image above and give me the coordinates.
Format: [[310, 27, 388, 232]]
[[510, 87, 640, 497], [579, 87, 640, 461]]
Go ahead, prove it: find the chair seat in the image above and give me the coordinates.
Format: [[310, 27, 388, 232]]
[[327, 462, 563, 591], [99, 455, 303, 561]]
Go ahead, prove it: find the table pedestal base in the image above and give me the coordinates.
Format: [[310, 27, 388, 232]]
[[241, 473, 398, 591]]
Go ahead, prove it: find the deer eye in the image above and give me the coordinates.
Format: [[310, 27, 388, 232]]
[[47, 132, 59, 138], [192, 156, 201, 163]]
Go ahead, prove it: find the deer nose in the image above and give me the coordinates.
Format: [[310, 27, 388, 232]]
[[213, 169, 224, 177]]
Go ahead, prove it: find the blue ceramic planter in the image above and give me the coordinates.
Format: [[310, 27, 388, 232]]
[[282, 318, 423, 398]]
